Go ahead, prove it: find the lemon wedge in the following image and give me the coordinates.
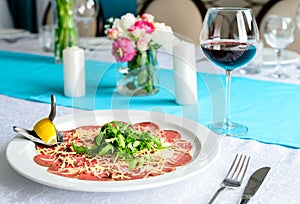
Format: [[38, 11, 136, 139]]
[[33, 118, 57, 145]]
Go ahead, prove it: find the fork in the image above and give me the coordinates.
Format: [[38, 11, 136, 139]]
[[208, 154, 250, 204]]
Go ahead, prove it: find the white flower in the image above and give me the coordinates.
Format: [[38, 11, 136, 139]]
[[113, 13, 136, 36], [151, 22, 179, 53], [108, 13, 178, 55], [154, 22, 173, 33]]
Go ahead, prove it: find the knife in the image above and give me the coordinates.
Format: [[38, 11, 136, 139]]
[[239, 166, 271, 204]]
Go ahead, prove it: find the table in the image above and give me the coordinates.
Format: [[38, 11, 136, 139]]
[[0, 38, 300, 204]]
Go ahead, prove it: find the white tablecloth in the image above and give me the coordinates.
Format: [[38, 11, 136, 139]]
[[0, 38, 300, 204]]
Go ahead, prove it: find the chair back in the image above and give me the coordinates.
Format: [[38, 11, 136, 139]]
[[140, 0, 206, 45], [257, 0, 300, 53]]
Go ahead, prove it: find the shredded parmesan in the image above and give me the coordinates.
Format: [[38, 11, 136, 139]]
[[34, 123, 192, 181]]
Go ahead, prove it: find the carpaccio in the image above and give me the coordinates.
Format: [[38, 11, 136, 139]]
[[34, 121, 193, 181]]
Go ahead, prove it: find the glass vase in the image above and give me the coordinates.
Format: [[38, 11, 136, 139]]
[[52, 0, 78, 63], [117, 49, 159, 96]]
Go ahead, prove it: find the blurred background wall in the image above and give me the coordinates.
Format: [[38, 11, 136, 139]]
[[2, 0, 300, 53], [0, 0, 280, 33], [0, 0, 137, 33]]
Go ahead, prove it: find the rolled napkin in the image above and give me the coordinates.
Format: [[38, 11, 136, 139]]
[[173, 41, 198, 105], [63, 46, 85, 97]]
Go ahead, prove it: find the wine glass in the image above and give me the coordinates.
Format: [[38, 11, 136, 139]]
[[263, 15, 295, 79], [200, 7, 259, 136], [74, 0, 99, 47], [295, 4, 300, 72], [296, 4, 300, 30]]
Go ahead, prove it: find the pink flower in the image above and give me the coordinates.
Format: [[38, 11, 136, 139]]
[[112, 37, 137, 62], [140, 13, 154, 22], [128, 20, 155, 34], [107, 28, 119, 40]]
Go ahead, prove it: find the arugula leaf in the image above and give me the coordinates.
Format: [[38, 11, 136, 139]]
[[97, 144, 115, 156], [94, 132, 104, 146], [72, 142, 87, 154], [73, 121, 169, 160]]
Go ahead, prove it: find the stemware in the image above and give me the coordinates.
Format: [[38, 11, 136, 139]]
[[296, 4, 300, 30], [74, 0, 99, 47], [200, 7, 259, 136], [263, 15, 295, 79], [295, 4, 300, 71]]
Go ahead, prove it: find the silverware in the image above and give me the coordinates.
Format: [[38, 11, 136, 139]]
[[239, 166, 271, 204], [3, 34, 37, 43], [208, 154, 250, 204], [13, 94, 63, 146]]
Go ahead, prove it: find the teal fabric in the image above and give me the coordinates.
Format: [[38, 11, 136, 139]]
[[1, 50, 300, 149], [98, 0, 137, 21], [6, 0, 38, 33]]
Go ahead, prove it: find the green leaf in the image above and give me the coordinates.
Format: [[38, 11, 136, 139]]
[[137, 69, 148, 86], [72, 143, 87, 154], [148, 135, 162, 147], [117, 133, 126, 148], [133, 140, 141, 147], [86, 146, 101, 157], [73, 121, 168, 160], [116, 152, 134, 160], [97, 144, 115, 156], [94, 133, 104, 146], [128, 157, 147, 170], [128, 159, 138, 170]]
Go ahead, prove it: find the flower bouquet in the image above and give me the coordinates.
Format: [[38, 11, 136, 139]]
[[106, 13, 177, 96]]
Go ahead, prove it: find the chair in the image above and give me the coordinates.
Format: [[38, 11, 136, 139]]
[[257, 0, 300, 53], [139, 0, 207, 46], [0, 0, 14, 28]]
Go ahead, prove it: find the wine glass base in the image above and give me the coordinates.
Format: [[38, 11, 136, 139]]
[[267, 71, 289, 79], [208, 121, 248, 136], [238, 67, 260, 75]]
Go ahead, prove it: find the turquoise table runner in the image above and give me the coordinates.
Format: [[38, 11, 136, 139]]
[[1, 50, 300, 148]]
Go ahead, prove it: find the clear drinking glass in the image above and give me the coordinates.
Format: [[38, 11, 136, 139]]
[[263, 15, 295, 79], [295, 4, 300, 31], [39, 25, 54, 52], [200, 7, 259, 136], [295, 4, 300, 71], [74, 0, 99, 47]]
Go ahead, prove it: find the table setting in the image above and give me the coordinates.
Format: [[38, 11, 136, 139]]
[[0, 28, 34, 42], [0, 5, 300, 204]]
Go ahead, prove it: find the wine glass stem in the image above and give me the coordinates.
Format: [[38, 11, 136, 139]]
[[275, 49, 282, 73], [224, 70, 232, 128], [83, 21, 89, 46]]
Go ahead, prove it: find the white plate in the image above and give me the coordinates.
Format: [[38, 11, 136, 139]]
[[79, 37, 112, 50], [0, 28, 31, 40], [6, 110, 219, 192], [262, 48, 300, 65]]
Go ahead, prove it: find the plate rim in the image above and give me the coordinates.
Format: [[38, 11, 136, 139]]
[[0, 28, 31, 40], [6, 109, 219, 192], [262, 48, 300, 65], [78, 37, 112, 50]]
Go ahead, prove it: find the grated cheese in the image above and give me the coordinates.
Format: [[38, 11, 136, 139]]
[[34, 123, 192, 181]]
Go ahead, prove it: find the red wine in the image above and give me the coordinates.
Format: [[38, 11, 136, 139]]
[[201, 42, 256, 71]]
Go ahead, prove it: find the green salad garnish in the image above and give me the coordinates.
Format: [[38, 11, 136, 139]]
[[72, 121, 168, 160]]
